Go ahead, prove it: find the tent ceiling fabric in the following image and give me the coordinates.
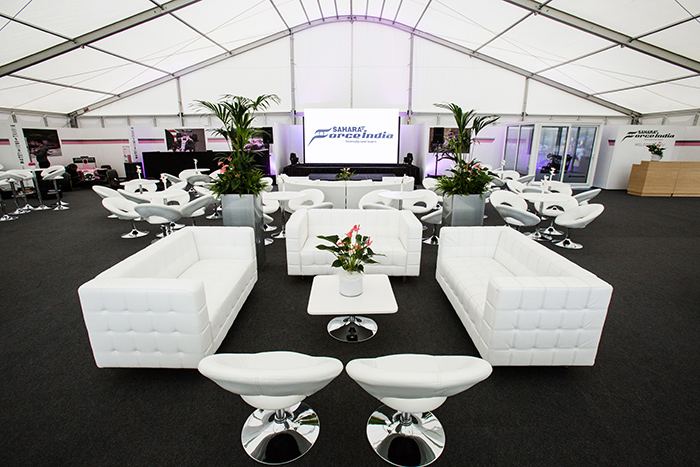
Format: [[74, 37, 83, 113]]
[[0, 0, 698, 119]]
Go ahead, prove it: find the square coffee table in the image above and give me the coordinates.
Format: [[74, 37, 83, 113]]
[[307, 274, 397, 342]]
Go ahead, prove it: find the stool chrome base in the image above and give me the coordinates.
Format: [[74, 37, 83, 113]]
[[327, 315, 377, 343], [0, 213, 18, 221], [366, 406, 445, 467], [242, 402, 319, 465], [121, 228, 149, 239], [553, 237, 583, 249]]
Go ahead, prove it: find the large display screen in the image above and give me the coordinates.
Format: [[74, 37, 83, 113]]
[[303, 108, 399, 164]]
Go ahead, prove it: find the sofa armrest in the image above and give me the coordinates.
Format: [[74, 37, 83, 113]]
[[398, 210, 423, 275], [78, 278, 214, 367], [285, 209, 309, 274]]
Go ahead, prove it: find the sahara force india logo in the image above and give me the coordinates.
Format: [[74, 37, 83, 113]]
[[309, 126, 394, 145], [621, 129, 675, 141]]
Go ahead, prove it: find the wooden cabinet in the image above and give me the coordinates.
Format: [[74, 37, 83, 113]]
[[627, 161, 700, 197]]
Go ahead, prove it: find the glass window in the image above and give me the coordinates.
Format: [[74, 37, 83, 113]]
[[536, 126, 569, 181]]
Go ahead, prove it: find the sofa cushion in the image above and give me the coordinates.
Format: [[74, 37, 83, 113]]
[[178, 258, 255, 338], [439, 257, 515, 324]]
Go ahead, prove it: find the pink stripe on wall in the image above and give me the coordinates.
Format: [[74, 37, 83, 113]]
[[608, 140, 615, 146], [138, 139, 165, 144], [0, 139, 10, 145], [207, 138, 227, 143], [675, 140, 700, 146], [474, 138, 495, 143], [61, 139, 130, 145]]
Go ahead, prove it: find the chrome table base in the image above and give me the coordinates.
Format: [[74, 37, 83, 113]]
[[327, 315, 377, 343]]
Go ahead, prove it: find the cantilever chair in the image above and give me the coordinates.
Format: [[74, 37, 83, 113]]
[[553, 203, 605, 250], [574, 188, 602, 205], [346, 354, 492, 467], [134, 204, 183, 242], [286, 188, 333, 212], [178, 195, 215, 226], [198, 352, 343, 465], [102, 197, 148, 239]]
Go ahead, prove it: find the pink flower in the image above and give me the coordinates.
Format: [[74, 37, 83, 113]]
[[367, 240, 372, 247]]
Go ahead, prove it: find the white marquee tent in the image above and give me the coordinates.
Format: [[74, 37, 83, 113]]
[[1, 0, 699, 128]]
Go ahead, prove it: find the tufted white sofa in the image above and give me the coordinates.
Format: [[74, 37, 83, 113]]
[[280, 177, 414, 209], [285, 208, 422, 276], [436, 226, 613, 366], [78, 227, 257, 368]]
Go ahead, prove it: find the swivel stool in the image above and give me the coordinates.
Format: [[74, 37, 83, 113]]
[[198, 352, 343, 465], [346, 354, 492, 467]]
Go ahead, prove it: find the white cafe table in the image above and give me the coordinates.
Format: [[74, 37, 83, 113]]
[[264, 190, 306, 239], [307, 274, 397, 343], [377, 190, 421, 210]]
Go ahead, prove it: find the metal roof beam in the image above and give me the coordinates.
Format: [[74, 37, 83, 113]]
[[0, 0, 201, 78], [504, 0, 700, 74], [69, 15, 637, 118]]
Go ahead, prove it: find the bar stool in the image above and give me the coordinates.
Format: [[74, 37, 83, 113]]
[[41, 166, 69, 210], [4, 172, 30, 215], [8, 170, 36, 212], [0, 172, 18, 221]]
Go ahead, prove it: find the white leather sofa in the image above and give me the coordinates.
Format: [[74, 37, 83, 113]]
[[78, 227, 257, 368], [436, 226, 613, 366], [285, 208, 422, 276], [280, 176, 414, 209]]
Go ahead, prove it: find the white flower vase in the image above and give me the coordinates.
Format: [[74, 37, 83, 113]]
[[338, 269, 363, 297], [651, 154, 662, 162]]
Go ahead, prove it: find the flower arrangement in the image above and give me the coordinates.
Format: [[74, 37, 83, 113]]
[[646, 142, 664, 159], [316, 225, 383, 273], [335, 167, 356, 181]]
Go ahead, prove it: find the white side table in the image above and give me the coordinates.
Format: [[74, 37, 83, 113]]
[[307, 274, 397, 342]]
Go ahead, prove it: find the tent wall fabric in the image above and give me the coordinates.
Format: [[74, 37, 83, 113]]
[[0, 0, 699, 127]]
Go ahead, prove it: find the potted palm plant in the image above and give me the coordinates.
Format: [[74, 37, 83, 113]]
[[193, 93, 280, 266], [433, 102, 500, 226]]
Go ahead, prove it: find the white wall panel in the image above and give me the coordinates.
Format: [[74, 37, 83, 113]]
[[85, 81, 179, 116], [412, 38, 526, 114], [479, 16, 611, 72], [351, 23, 410, 109], [180, 39, 291, 112], [93, 16, 212, 73], [602, 77, 700, 114], [18, 48, 169, 96], [418, 0, 525, 50], [182, 0, 286, 47], [526, 80, 624, 116], [0, 21, 63, 66], [551, 0, 700, 37], [645, 20, 700, 62], [0, 0, 151, 39], [294, 23, 352, 109]]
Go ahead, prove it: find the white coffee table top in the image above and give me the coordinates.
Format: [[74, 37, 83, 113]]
[[307, 274, 398, 316]]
